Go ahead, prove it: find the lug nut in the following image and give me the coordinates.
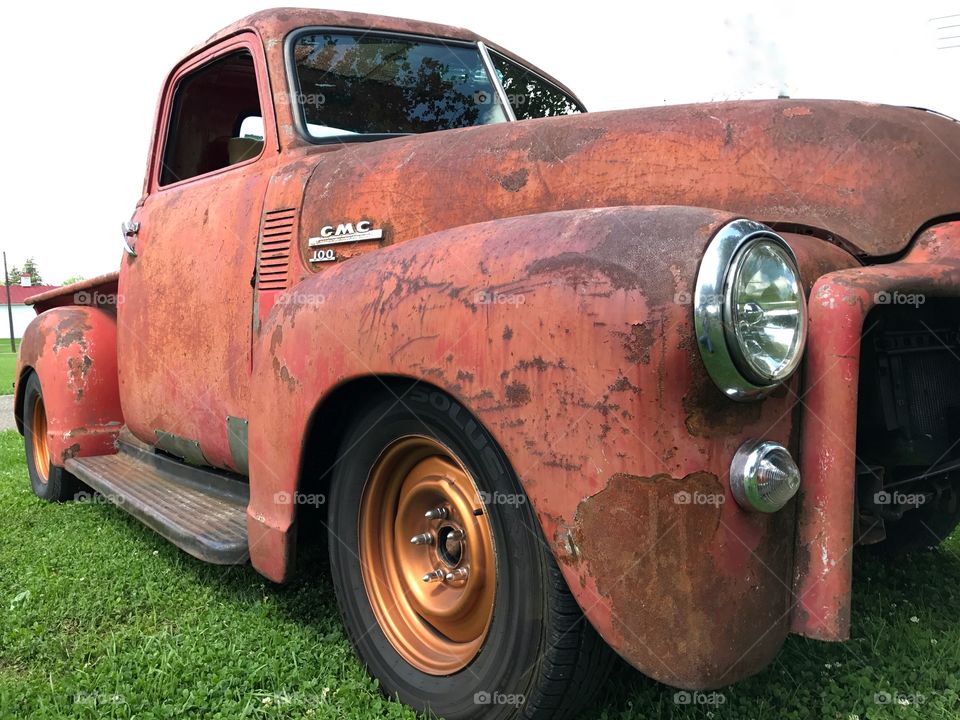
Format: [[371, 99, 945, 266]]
[[422, 569, 445, 583], [445, 568, 469, 583], [410, 533, 434, 546], [425, 506, 449, 520]]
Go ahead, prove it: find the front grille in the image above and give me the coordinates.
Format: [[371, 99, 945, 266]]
[[858, 299, 960, 468], [855, 299, 960, 545]]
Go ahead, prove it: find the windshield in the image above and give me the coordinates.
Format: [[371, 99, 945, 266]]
[[291, 32, 510, 140]]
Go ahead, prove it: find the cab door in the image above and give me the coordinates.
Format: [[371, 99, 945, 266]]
[[117, 34, 277, 471]]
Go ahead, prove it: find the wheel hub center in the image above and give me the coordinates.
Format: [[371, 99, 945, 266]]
[[436, 524, 464, 567]]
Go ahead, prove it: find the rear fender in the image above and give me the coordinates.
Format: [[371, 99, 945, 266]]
[[15, 306, 123, 464]]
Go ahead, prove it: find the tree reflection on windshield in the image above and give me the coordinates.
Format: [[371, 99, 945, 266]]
[[293, 33, 509, 138]]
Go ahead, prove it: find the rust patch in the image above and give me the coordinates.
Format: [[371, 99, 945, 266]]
[[543, 456, 583, 472], [526, 252, 640, 291], [682, 369, 762, 438], [504, 380, 531, 406], [62, 443, 81, 462], [498, 168, 529, 192], [514, 356, 565, 372], [279, 365, 298, 391], [576, 471, 789, 687], [270, 324, 284, 354], [614, 322, 654, 365], [609, 375, 642, 396], [65, 355, 93, 401], [553, 525, 581, 565], [52, 313, 92, 352], [523, 125, 605, 163], [502, 325, 513, 340]]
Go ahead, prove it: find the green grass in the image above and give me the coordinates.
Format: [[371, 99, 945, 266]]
[[0, 348, 17, 396], [0, 429, 958, 719]]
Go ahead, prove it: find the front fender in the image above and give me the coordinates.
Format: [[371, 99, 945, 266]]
[[248, 205, 819, 687], [15, 306, 123, 464]]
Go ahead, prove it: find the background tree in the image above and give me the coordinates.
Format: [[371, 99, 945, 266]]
[[62, 275, 85, 286], [8, 258, 44, 285]]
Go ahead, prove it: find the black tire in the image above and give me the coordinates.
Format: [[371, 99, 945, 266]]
[[21, 372, 80, 502], [327, 388, 615, 720]]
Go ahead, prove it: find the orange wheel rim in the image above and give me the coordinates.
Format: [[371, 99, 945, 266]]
[[359, 436, 496, 675], [31, 395, 50, 484]]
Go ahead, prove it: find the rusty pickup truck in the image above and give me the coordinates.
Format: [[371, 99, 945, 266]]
[[13, 8, 960, 719]]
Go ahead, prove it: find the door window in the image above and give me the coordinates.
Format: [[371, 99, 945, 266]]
[[160, 51, 263, 186]]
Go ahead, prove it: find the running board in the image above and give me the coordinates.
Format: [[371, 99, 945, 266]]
[[65, 439, 249, 565]]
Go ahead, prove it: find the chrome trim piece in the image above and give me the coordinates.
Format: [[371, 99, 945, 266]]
[[121, 220, 139, 257], [693, 218, 806, 401], [477, 41, 517, 122]]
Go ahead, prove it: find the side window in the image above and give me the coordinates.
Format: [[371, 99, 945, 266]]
[[160, 50, 264, 186], [488, 50, 584, 120]]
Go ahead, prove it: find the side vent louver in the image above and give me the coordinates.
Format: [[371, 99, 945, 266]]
[[257, 208, 296, 291]]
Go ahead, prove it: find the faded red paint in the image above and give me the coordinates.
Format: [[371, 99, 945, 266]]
[[116, 32, 278, 472], [12, 6, 960, 693], [14, 306, 123, 462], [287, 102, 960, 264], [792, 221, 960, 640], [245, 206, 852, 688]]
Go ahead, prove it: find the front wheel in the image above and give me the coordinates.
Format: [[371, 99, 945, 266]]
[[327, 389, 614, 719], [21, 372, 80, 502]]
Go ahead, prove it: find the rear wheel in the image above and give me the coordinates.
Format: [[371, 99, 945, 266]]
[[327, 389, 614, 719], [21, 372, 79, 502]]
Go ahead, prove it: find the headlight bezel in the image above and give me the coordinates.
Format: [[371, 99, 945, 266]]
[[693, 219, 807, 401]]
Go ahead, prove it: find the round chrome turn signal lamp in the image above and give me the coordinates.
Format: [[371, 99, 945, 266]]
[[730, 440, 801, 513]]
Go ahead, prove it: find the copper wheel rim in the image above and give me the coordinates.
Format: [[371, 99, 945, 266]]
[[359, 436, 496, 675], [31, 395, 50, 484]]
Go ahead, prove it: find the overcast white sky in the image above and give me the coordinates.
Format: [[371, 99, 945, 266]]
[[2, 1, 958, 285]]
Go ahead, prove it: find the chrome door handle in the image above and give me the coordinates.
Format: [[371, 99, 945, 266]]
[[121, 221, 140, 257]]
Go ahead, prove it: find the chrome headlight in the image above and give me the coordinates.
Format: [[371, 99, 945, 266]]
[[694, 219, 807, 400]]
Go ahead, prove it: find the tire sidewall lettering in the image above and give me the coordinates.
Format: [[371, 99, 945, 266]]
[[407, 388, 504, 479]]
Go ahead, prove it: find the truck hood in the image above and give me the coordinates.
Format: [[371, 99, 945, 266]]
[[299, 99, 960, 259]]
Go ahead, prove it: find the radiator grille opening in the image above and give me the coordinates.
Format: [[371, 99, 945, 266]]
[[854, 298, 960, 546]]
